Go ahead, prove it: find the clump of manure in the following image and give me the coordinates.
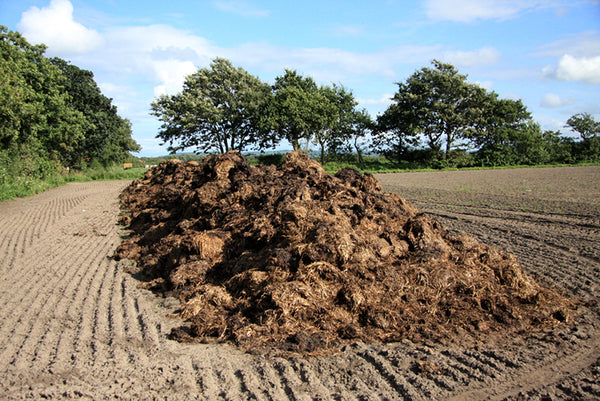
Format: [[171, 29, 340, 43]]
[[115, 151, 576, 355]]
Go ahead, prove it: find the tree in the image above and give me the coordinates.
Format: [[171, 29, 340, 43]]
[[543, 130, 576, 164], [312, 84, 358, 164], [151, 58, 272, 154], [269, 70, 323, 151], [376, 60, 489, 164], [373, 97, 420, 163], [0, 26, 86, 169], [566, 113, 600, 162], [566, 112, 600, 140], [467, 95, 533, 166], [346, 108, 374, 164], [50, 57, 140, 165]]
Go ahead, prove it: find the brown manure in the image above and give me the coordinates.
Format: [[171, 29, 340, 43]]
[[114, 151, 577, 355]]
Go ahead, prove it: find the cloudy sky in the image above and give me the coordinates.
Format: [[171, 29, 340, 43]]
[[1, 0, 599, 156]]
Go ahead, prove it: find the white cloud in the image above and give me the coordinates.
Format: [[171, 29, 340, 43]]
[[503, 92, 523, 101], [106, 25, 215, 60], [443, 47, 501, 66], [90, 25, 216, 95], [424, 0, 557, 22], [225, 43, 443, 84], [213, 0, 270, 17], [540, 93, 575, 108], [544, 54, 600, 84], [17, 0, 103, 55], [153, 60, 198, 96]]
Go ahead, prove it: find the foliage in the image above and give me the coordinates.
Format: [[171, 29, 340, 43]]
[[50, 58, 140, 166], [375, 60, 488, 163], [312, 84, 360, 164], [0, 159, 145, 202], [372, 100, 420, 164], [467, 95, 532, 165], [566, 112, 600, 140], [151, 58, 273, 154], [268, 69, 324, 151], [268, 74, 368, 164], [0, 26, 141, 199], [565, 113, 600, 163], [0, 26, 86, 167], [373, 59, 600, 168], [346, 108, 374, 164], [254, 153, 286, 166]]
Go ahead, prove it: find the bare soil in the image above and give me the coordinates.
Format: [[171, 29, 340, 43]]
[[1, 164, 599, 400]]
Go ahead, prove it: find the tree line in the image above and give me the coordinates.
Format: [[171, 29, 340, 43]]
[[0, 26, 140, 182], [153, 58, 599, 168]]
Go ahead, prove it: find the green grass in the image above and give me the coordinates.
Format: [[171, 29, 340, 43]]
[[0, 166, 146, 202], [321, 157, 417, 174], [322, 157, 599, 175]]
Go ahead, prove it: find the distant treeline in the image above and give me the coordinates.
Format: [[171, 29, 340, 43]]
[[0, 26, 140, 185], [153, 58, 599, 169]]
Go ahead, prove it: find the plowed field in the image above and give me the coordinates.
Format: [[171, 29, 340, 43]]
[[1, 165, 599, 400]]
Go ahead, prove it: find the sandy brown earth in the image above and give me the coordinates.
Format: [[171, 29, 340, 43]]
[[1, 165, 599, 400]]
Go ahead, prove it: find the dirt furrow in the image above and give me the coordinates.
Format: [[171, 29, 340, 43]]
[[2, 221, 111, 371], [357, 348, 426, 401], [0, 237, 88, 368]]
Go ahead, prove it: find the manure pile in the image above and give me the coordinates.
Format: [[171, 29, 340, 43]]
[[115, 151, 576, 355]]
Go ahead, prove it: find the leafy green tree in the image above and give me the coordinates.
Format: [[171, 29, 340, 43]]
[[269, 70, 323, 151], [50, 58, 140, 166], [373, 97, 420, 163], [468, 95, 533, 166], [566, 112, 600, 140], [0, 26, 85, 169], [566, 113, 600, 162], [542, 130, 576, 164], [377, 60, 488, 163], [474, 120, 553, 166], [312, 84, 359, 164], [346, 108, 374, 164], [151, 58, 272, 154]]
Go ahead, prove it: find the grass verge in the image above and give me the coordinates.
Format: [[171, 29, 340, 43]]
[[0, 166, 146, 202]]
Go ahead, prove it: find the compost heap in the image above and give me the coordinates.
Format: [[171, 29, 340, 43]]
[[115, 151, 576, 355]]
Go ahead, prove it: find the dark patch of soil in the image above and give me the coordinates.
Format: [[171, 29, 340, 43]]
[[114, 151, 577, 355]]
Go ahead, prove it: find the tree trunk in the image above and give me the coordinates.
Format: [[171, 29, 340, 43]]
[[319, 141, 325, 165], [291, 137, 300, 151], [354, 138, 363, 164]]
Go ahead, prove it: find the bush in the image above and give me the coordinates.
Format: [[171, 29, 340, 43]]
[[256, 153, 286, 166]]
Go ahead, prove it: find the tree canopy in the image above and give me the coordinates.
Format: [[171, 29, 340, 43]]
[[311, 84, 359, 164], [566, 112, 600, 141], [375, 60, 491, 162], [371, 59, 592, 167], [50, 57, 140, 165], [0, 26, 139, 176], [268, 69, 324, 151], [0, 26, 85, 167], [151, 58, 273, 154]]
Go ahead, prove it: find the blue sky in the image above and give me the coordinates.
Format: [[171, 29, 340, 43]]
[[1, 0, 599, 156]]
